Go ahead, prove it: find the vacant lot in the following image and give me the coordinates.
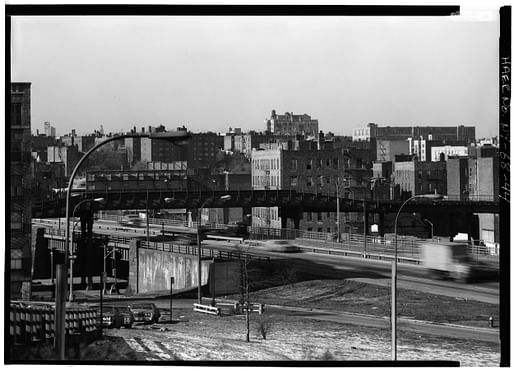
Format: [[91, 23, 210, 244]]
[[17, 307, 498, 365]]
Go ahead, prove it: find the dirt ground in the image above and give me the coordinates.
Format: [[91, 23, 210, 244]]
[[244, 278, 499, 328], [39, 308, 499, 365]]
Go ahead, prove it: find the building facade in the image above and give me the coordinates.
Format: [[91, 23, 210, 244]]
[[250, 145, 348, 233], [376, 139, 410, 162], [10, 82, 33, 299], [186, 133, 224, 170], [353, 123, 475, 143], [393, 160, 447, 197], [446, 146, 499, 245], [430, 145, 468, 162], [47, 144, 82, 176], [44, 121, 56, 137], [265, 110, 319, 136]]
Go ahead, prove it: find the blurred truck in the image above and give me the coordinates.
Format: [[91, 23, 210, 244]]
[[421, 241, 473, 282]]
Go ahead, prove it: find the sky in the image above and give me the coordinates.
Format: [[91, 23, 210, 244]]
[[11, 12, 500, 138]]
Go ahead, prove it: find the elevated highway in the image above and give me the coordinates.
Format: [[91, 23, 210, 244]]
[[34, 219, 499, 305], [33, 189, 499, 218]]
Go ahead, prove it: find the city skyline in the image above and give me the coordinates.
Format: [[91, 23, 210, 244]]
[[12, 13, 499, 138]]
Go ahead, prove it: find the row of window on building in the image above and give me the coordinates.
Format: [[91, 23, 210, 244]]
[[252, 175, 280, 188]]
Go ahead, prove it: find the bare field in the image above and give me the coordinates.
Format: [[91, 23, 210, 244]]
[[75, 310, 499, 365], [244, 278, 499, 328]]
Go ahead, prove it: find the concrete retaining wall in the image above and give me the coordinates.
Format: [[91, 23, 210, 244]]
[[128, 239, 241, 295]]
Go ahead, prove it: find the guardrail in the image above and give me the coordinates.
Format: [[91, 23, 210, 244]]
[[37, 219, 498, 262], [206, 235, 244, 243]]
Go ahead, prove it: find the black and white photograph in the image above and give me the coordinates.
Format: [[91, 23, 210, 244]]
[[6, 3, 509, 365]]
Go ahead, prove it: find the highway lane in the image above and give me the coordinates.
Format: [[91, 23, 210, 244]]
[[199, 240, 500, 305]]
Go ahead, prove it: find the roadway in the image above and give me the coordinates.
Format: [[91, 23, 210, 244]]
[[199, 239, 499, 305], [33, 218, 499, 305]]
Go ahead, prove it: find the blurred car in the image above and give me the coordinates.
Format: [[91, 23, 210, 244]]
[[91, 305, 124, 329], [113, 305, 135, 328], [130, 303, 161, 324], [262, 240, 302, 253]]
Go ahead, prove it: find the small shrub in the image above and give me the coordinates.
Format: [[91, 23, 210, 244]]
[[254, 317, 272, 339]]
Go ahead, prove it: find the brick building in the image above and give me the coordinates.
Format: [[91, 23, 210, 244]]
[[265, 110, 319, 136], [47, 144, 82, 176], [376, 139, 410, 162], [446, 145, 499, 245], [10, 82, 33, 299], [251, 144, 346, 233], [353, 122, 475, 143], [393, 160, 447, 198]]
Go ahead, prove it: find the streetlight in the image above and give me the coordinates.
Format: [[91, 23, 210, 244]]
[[423, 218, 434, 239], [197, 194, 231, 305], [391, 192, 443, 360], [69, 197, 104, 302], [57, 130, 190, 360]]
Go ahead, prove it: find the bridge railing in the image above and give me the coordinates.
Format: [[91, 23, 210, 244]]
[[139, 240, 270, 263]]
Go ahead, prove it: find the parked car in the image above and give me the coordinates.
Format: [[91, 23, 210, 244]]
[[91, 305, 124, 329], [130, 303, 161, 324], [262, 240, 302, 253], [113, 305, 135, 328]]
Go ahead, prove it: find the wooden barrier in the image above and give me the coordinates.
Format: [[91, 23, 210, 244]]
[[9, 302, 97, 345], [193, 303, 221, 316]]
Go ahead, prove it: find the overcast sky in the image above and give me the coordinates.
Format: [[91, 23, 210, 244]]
[[11, 14, 500, 138]]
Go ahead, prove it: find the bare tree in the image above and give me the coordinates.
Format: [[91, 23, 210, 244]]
[[235, 243, 251, 342]]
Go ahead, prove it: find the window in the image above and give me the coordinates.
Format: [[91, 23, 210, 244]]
[[11, 248, 23, 269], [317, 213, 322, 221], [326, 159, 331, 167], [290, 176, 298, 186], [306, 176, 313, 187], [325, 176, 330, 185], [333, 158, 339, 169], [317, 159, 323, 169], [327, 227, 331, 233], [306, 212, 312, 221], [306, 160, 312, 170], [307, 228, 313, 232], [11, 211, 23, 230], [11, 258, 22, 270], [11, 103, 22, 126], [317, 227, 323, 233]]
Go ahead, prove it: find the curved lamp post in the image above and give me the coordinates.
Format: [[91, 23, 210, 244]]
[[197, 194, 231, 305], [69, 197, 104, 302], [56, 130, 191, 360], [391, 193, 443, 360]]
